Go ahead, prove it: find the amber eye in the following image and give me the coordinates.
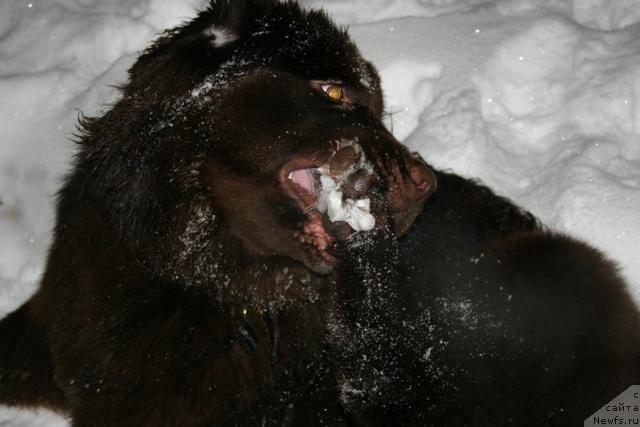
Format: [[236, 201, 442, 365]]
[[322, 84, 344, 102]]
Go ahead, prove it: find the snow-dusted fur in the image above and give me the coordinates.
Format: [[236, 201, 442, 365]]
[[0, 1, 432, 425], [329, 169, 640, 426]]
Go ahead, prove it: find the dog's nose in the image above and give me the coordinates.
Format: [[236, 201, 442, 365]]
[[343, 168, 373, 198]]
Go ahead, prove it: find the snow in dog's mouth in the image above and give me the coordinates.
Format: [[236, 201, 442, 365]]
[[280, 141, 378, 263]]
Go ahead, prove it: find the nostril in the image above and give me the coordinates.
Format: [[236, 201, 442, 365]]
[[410, 164, 437, 195], [343, 168, 372, 198]]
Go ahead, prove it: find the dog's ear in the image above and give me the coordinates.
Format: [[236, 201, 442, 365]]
[[204, 0, 277, 47]]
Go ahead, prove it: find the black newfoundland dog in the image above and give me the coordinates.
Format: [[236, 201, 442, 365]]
[[1, 1, 639, 426], [0, 1, 433, 425]]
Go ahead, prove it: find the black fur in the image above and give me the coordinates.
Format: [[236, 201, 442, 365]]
[[329, 169, 640, 426], [0, 303, 65, 410]]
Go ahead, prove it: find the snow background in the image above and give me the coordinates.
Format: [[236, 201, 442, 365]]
[[1, 0, 639, 424]]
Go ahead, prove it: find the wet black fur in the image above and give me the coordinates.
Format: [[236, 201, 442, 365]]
[[329, 169, 640, 426]]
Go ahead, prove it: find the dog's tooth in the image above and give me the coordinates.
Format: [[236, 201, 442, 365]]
[[288, 172, 294, 181]]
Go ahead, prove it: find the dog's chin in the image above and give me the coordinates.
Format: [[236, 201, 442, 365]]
[[288, 235, 337, 276]]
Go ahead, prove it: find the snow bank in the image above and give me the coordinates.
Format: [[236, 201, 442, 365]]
[[400, 12, 640, 302], [0, 407, 66, 427], [379, 60, 442, 140], [2, 0, 640, 425], [299, 0, 497, 24], [570, 0, 640, 31], [470, 16, 640, 290], [301, 0, 640, 30], [0, 0, 206, 313]]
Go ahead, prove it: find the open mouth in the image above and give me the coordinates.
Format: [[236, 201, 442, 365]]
[[279, 141, 378, 267], [283, 165, 322, 215]]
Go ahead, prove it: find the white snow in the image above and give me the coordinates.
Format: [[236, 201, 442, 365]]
[[315, 151, 376, 231], [317, 173, 376, 231], [1, 0, 640, 424]]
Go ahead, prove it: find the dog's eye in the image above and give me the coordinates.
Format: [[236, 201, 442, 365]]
[[310, 80, 349, 103], [321, 84, 344, 102]]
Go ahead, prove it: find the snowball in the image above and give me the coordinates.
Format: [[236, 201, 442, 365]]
[[316, 173, 376, 232]]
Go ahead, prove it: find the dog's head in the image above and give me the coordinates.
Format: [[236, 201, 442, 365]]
[[71, 0, 435, 301]]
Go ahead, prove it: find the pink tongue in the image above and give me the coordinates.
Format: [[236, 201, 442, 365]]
[[290, 169, 315, 194]]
